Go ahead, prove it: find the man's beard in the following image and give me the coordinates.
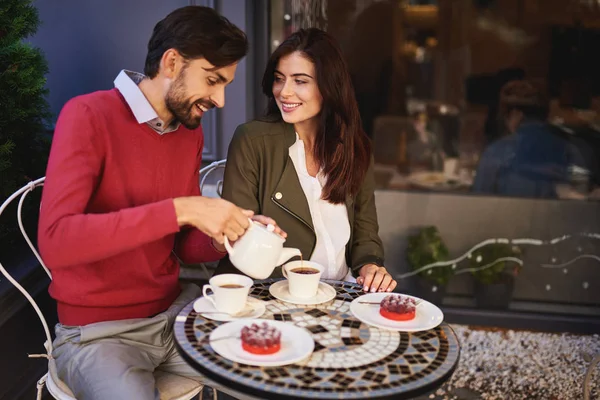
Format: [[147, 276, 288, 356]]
[[165, 74, 212, 130]]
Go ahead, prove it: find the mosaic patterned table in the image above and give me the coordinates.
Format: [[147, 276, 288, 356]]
[[174, 279, 460, 400]]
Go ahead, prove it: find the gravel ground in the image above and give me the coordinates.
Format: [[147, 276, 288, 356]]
[[418, 325, 600, 400]]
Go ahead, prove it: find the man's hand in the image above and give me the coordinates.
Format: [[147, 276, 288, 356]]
[[173, 196, 253, 243], [210, 214, 288, 252], [357, 264, 397, 293]]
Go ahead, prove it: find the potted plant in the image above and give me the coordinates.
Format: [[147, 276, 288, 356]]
[[470, 243, 522, 309], [406, 226, 453, 304]]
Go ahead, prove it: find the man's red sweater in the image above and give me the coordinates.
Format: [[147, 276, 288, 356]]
[[38, 88, 224, 326]]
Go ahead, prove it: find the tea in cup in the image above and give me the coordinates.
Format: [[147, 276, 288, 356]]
[[282, 260, 324, 298], [202, 274, 253, 314]]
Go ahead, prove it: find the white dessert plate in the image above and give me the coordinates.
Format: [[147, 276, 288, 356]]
[[208, 319, 314, 367], [350, 292, 443, 332]]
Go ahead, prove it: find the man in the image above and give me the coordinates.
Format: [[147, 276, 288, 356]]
[[38, 6, 279, 399], [472, 80, 586, 199]]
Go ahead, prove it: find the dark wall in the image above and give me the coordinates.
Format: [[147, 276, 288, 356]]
[[29, 0, 189, 122]]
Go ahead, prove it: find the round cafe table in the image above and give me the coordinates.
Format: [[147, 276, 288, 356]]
[[174, 279, 460, 400]]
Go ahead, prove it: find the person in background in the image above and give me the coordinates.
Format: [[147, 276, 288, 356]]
[[216, 28, 397, 293], [38, 7, 282, 400], [407, 111, 446, 172], [482, 67, 526, 145], [473, 80, 586, 199]]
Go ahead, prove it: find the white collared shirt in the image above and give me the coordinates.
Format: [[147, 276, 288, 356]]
[[288, 134, 352, 280], [113, 70, 180, 134]]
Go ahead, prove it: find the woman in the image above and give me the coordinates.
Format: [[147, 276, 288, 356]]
[[216, 28, 396, 293]]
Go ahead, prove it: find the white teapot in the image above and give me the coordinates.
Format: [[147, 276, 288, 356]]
[[224, 219, 302, 279]]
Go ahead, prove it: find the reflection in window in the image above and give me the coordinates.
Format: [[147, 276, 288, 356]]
[[270, 0, 600, 201], [270, 0, 328, 54], [266, 1, 600, 356]]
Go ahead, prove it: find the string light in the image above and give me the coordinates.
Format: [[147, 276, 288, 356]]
[[396, 233, 599, 287], [454, 257, 523, 275], [540, 255, 600, 269]]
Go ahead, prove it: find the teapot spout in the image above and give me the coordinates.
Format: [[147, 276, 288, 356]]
[[277, 247, 302, 266]]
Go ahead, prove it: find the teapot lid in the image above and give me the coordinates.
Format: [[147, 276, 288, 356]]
[[250, 220, 285, 241]]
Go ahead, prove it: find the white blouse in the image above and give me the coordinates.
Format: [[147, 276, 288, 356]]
[[288, 134, 353, 281]]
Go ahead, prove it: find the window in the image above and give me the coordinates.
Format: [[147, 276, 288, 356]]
[[269, 0, 600, 201], [267, 0, 599, 319]]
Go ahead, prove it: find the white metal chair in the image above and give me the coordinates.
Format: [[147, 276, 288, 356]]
[[178, 160, 227, 283], [0, 177, 204, 400], [199, 159, 226, 198]]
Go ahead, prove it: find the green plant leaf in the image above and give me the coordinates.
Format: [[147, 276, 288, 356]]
[[0, 0, 51, 253], [406, 226, 453, 285], [469, 243, 522, 284]]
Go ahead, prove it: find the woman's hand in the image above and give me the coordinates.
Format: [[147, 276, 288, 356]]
[[251, 215, 287, 238], [357, 264, 397, 293]]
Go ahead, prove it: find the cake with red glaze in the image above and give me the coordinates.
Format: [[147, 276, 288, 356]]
[[379, 295, 416, 321], [241, 322, 282, 355]]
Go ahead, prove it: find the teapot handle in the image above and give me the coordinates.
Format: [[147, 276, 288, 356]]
[[222, 218, 254, 254], [223, 236, 234, 254]]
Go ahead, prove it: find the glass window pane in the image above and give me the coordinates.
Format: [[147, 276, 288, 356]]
[[269, 0, 600, 201], [267, 0, 600, 319]]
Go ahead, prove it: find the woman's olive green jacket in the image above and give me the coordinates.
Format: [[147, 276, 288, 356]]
[[215, 119, 384, 278]]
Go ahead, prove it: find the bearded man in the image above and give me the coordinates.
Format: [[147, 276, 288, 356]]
[[38, 6, 281, 399]]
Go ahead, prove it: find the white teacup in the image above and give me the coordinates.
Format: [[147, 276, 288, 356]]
[[282, 261, 324, 298], [202, 274, 253, 314]]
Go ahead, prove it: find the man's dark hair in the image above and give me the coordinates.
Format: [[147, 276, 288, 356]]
[[499, 80, 549, 121], [144, 6, 248, 78]]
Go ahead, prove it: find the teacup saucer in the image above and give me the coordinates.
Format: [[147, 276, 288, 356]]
[[193, 296, 266, 322], [269, 280, 336, 305]]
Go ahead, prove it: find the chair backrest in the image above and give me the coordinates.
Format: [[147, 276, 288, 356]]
[[199, 159, 226, 198], [0, 177, 54, 356]]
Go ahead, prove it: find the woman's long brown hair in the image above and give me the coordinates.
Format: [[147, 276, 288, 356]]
[[262, 28, 371, 204]]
